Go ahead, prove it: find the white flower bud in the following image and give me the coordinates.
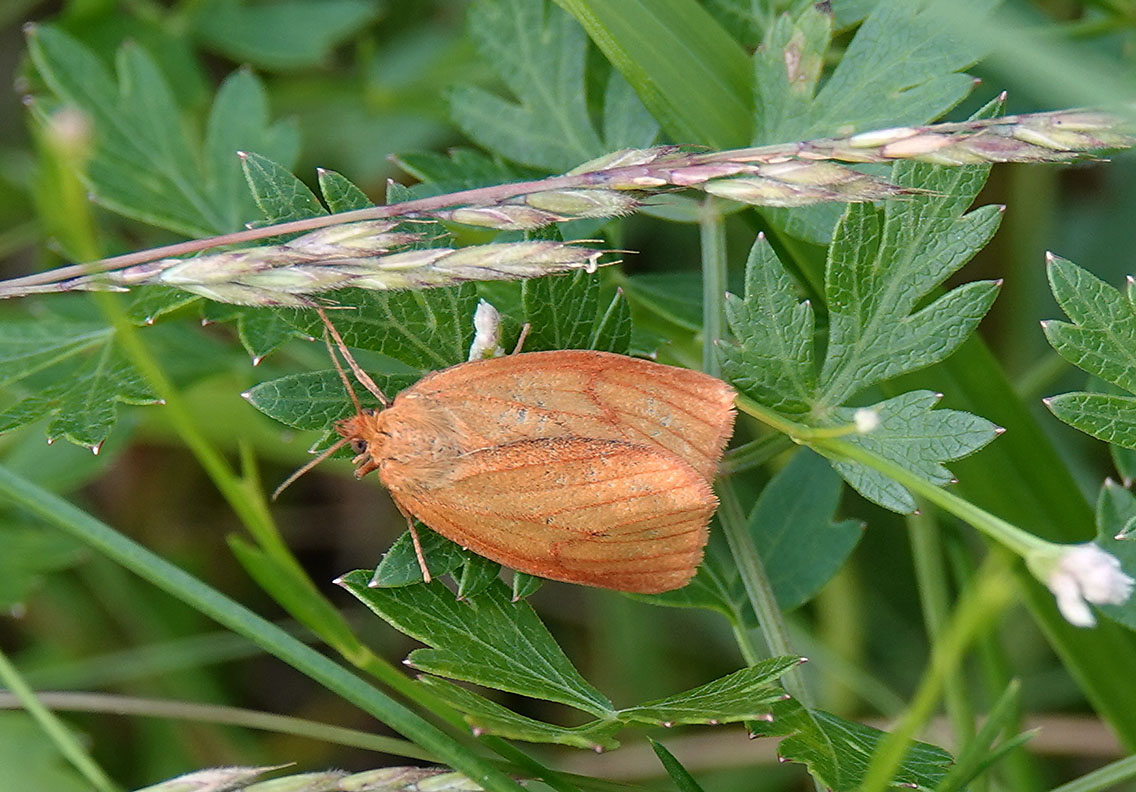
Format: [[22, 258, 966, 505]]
[[1040, 543, 1135, 628], [468, 300, 504, 361], [853, 408, 880, 434]]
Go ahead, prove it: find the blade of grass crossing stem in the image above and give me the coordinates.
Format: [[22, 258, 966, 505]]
[[0, 646, 119, 792], [0, 464, 525, 792]]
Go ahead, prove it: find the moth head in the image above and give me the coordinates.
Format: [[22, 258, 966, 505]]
[[335, 410, 385, 478]]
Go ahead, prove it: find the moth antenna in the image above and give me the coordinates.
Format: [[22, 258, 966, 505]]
[[512, 323, 531, 356], [404, 513, 432, 583], [323, 330, 362, 415], [316, 306, 390, 407], [272, 437, 352, 500]]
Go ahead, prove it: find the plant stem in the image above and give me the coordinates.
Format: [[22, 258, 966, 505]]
[[1047, 754, 1136, 792], [733, 394, 1051, 559], [717, 481, 810, 706], [0, 648, 120, 792], [0, 465, 525, 792], [860, 554, 1016, 792], [0, 691, 433, 761], [907, 509, 976, 748], [699, 196, 727, 377]]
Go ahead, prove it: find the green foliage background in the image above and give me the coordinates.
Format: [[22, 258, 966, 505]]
[[2, 1, 1136, 791]]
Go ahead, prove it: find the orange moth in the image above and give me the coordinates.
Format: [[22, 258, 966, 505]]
[[279, 310, 736, 594]]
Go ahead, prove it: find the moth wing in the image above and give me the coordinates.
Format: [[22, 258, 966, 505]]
[[387, 436, 715, 594], [403, 350, 736, 483]]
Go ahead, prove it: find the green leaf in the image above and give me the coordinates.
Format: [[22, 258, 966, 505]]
[[511, 572, 544, 600], [630, 547, 752, 627], [317, 169, 374, 214], [827, 391, 1000, 514], [28, 25, 295, 237], [621, 272, 703, 331], [648, 738, 707, 792], [721, 234, 817, 416], [204, 69, 302, 232], [452, 0, 603, 172], [418, 677, 620, 751], [748, 449, 863, 610], [816, 166, 1002, 409], [340, 573, 614, 716], [283, 285, 479, 371], [126, 287, 202, 326], [394, 149, 534, 195], [453, 0, 658, 171], [369, 530, 470, 587], [457, 555, 502, 600], [242, 370, 419, 430], [190, 0, 378, 70], [522, 270, 612, 351], [559, 0, 752, 148], [0, 320, 111, 388], [0, 520, 84, 610], [589, 289, 632, 354], [753, 0, 992, 243], [0, 331, 161, 451], [618, 657, 799, 726], [756, 0, 991, 144], [241, 151, 326, 224], [752, 700, 954, 792], [1044, 255, 1136, 396], [1046, 393, 1136, 450]]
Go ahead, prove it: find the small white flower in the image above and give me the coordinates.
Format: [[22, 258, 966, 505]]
[[1041, 543, 1135, 628], [853, 408, 880, 434], [468, 299, 505, 361]]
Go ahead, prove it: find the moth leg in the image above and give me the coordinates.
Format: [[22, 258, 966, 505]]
[[511, 323, 531, 355], [393, 503, 432, 583]]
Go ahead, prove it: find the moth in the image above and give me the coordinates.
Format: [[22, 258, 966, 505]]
[[278, 311, 736, 594]]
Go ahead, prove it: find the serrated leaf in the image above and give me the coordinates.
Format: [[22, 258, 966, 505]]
[[817, 168, 1002, 408], [340, 573, 614, 716], [1046, 393, 1136, 450], [190, 0, 377, 70], [28, 26, 294, 237], [126, 286, 202, 326], [457, 555, 502, 600], [1044, 255, 1136, 396], [235, 309, 304, 365], [394, 149, 535, 195], [418, 677, 620, 751], [451, 0, 603, 172], [720, 235, 816, 416], [752, 699, 954, 792], [241, 151, 326, 224], [242, 370, 419, 430], [317, 169, 374, 214], [828, 391, 999, 514], [0, 521, 84, 610], [754, 0, 991, 242], [204, 68, 302, 232], [370, 530, 470, 588], [0, 320, 111, 388], [453, 0, 657, 172], [589, 289, 632, 354], [44, 344, 161, 450], [748, 449, 862, 610], [282, 285, 479, 371], [520, 269, 613, 349], [511, 572, 544, 600], [618, 658, 799, 726]]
